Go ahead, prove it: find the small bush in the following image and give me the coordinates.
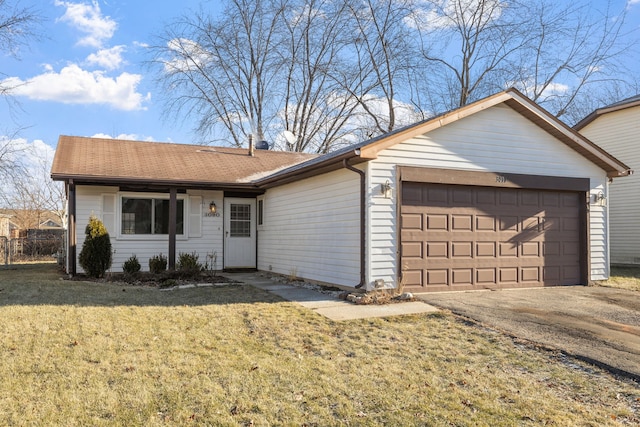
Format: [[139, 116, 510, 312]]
[[149, 254, 167, 274], [78, 215, 112, 278], [177, 251, 203, 276], [123, 255, 141, 275]]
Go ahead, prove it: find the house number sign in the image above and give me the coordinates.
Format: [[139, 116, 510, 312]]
[[205, 212, 220, 217]]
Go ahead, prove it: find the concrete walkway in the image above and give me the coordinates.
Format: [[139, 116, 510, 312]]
[[223, 272, 439, 321]]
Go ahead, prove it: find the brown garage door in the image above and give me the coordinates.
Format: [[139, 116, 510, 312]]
[[401, 182, 583, 292]]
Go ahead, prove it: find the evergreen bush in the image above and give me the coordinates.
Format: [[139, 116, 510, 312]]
[[149, 254, 167, 274], [123, 255, 141, 275], [78, 215, 112, 278], [177, 251, 203, 276]]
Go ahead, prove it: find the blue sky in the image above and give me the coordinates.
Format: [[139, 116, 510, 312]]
[[1, 0, 639, 160], [1, 0, 221, 155]]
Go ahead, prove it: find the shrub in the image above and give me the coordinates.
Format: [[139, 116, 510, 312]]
[[123, 255, 141, 275], [177, 251, 203, 276], [78, 215, 112, 278], [149, 254, 167, 274]]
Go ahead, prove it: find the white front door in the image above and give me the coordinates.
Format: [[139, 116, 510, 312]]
[[224, 198, 257, 268]]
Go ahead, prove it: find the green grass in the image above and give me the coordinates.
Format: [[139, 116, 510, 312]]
[[0, 263, 638, 426]]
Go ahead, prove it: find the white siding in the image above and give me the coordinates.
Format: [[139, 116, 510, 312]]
[[74, 186, 224, 274], [581, 106, 640, 265], [258, 168, 361, 287], [368, 104, 611, 287]]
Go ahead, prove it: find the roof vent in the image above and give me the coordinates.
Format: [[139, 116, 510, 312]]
[[256, 140, 270, 150]]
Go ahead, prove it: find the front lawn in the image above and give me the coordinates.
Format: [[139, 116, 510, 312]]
[[598, 266, 640, 291], [0, 263, 638, 426]]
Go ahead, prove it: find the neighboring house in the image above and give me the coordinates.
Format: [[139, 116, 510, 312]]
[[51, 89, 631, 292], [0, 209, 65, 239], [575, 95, 640, 266], [0, 214, 10, 238]]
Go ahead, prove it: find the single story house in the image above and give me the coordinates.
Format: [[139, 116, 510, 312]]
[[51, 88, 631, 292], [575, 95, 640, 266]]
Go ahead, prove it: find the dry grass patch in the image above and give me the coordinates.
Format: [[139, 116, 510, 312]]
[[596, 266, 640, 291], [0, 264, 638, 426]]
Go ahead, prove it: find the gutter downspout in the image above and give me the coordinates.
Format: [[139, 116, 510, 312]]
[[343, 158, 366, 289]]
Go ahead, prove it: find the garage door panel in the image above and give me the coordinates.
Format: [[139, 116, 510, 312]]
[[521, 267, 541, 282], [499, 268, 518, 283], [427, 241, 448, 258], [427, 214, 448, 230], [476, 268, 496, 284], [452, 215, 472, 230], [452, 269, 473, 286], [521, 242, 540, 257], [476, 242, 496, 257], [451, 241, 473, 258], [401, 182, 583, 292], [476, 216, 496, 231], [401, 213, 423, 230], [426, 269, 448, 286], [401, 241, 423, 258], [500, 216, 519, 231]]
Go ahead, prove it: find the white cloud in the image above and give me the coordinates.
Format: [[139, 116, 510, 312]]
[[164, 38, 214, 74], [1, 64, 150, 111], [55, 0, 117, 48], [513, 79, 570, 100], [406, 0, 504, 32], [86, 45, 125, 70], [91, 133, 155, 141]]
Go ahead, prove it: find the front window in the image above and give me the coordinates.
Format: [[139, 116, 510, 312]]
[[122, 197, 184, 235]]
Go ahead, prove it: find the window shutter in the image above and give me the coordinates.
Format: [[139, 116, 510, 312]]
[[102, 194, 116, 235], [189, 196, 202, 237]]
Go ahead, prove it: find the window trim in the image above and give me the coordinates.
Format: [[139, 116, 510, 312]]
[[256, 195, 265, 229], [117, 192, 188, 240]]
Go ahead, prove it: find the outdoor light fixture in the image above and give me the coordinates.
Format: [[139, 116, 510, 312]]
[[209, 201, 217, 214], [592, 191, 606, 206], [381, 180, 392, 199]]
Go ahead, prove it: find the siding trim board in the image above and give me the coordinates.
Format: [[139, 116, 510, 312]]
[[398, 166, 590, 192]]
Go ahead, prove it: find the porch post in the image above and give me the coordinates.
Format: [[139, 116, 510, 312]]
[[68, 180, 77, 276], [168, 187, 177, 270]]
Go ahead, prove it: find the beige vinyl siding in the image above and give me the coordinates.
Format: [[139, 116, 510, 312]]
[[75, 186, 222, 273], [258, 168, 361, 287], [580, 106, 640, 265], [368, 104, 610, 287]]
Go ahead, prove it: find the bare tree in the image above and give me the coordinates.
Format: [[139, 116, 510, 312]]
[[279, 0, 361, 153], [1, 141, 65, 226], [342, 0, 423, 134], [0, 0, 41, 96], [513, 0, 635, 123], [410, 0, 528, 111], [410, 0, 637, 123], [151, 0, 286, 146], [1, 0, 41, 198], [151, 0, 639, 151]]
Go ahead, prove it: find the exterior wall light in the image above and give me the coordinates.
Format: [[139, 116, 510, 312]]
[[381, 180, 392, 199], [209, 201, 217, 213], [592, 191, 606, 206]]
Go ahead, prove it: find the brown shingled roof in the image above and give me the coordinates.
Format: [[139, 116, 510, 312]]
[[51, 136, 317, 188]]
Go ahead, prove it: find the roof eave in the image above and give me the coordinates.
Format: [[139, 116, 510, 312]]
[[574, 99, 640, 130], [502, 90, 632, 178], [51, 174, 262, 191], [256, 149, 369, 188]]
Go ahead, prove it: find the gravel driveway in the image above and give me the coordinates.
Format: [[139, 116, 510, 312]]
[[418, 286, 640, 380]]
